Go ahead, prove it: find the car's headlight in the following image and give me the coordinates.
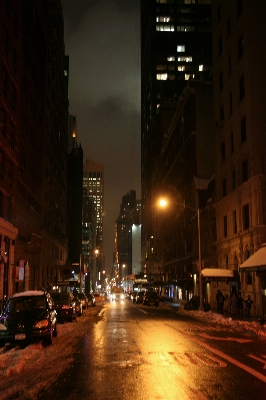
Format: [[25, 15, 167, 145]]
[[35, 320, 49, 329], [0, 323, 7, 331]]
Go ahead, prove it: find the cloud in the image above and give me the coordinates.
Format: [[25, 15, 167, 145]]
[[61, 0, 141, 272]]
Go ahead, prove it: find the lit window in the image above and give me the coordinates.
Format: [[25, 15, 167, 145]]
[[167, 57, 175, 61], [185, 74, 194, 80], [177, 45, 185, 52], [178, 56, 192, 62], [156, 16, 170, 22], [199, 65, 203, 71], [156, 73, 168, 80], [178, 66, 185, 71]]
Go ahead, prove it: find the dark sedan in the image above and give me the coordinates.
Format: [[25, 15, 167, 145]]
[[51, 292, 76, 322], [0, 290, 57, 346], [143, 291, 159, 307]]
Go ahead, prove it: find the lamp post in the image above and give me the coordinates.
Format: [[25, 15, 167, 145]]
[[158, 198, 203, 311]]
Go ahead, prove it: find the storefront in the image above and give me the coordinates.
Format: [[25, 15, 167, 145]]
[[201, 268, 235, 311], [240, 243, 266, 317]]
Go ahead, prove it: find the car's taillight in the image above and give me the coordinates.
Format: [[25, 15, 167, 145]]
[[62, 305, 70, 309]]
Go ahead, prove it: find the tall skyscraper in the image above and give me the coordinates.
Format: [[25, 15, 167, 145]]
[[83, 159, 104, 285], [141, 0, 212, 264]]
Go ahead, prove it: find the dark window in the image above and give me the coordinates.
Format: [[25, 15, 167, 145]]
[[223, 215, 227, 238], [239, 76, 245, 100], [219, 36, 222, 56], [219, 72, 223, 91], [227, 18, 231, 37], [247, 271, 252, 285], [238, 34, 243, 59], [237, 0, 242, 18], [218, 3, 221, 22], [222, 178, 226, 197], [233, 210, 237, 234], [220, 106, 224, 121], [243, 204, 250, 230], [231, 131, 234, 153], [242, 159, 248, 182], [241, 117, 246, 142], [229, 56, 232, 75], [230, 93, 233, 114], [232, 170, 236, 190], [221, 141, 225, 163]]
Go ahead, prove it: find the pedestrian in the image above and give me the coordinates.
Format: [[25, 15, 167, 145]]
[[237, 293, 244, 318], [245, 295, 253, 317], [217, 291, 225, 314], [230, 293, 238, 317], [216, 290, 220, 312]]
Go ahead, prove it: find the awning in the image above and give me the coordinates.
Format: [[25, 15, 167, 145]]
[[240, 243, 266, 271], [201, 268, 234, 282]]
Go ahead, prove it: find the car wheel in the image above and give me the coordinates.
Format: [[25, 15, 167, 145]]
[[53, 323, 58, 337], [68, 314, 73, 322]]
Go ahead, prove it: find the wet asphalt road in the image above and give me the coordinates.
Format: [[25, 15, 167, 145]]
[[37, 299, 266, 400]]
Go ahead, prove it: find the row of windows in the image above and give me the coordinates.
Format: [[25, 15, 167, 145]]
[[156, 24, 211, 32], [220, 117, 246, 162], [223, 203, 249, 239], [157, 64, 205, 72], [221, 159, 248, 198]]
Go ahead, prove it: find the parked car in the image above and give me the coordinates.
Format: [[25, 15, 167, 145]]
[[73, 296, 83, 316], [77, 292, 89, 309], [86, 293, 96, 307], [143, 291, 159, 307], [51, 292, 76, 322], [0, 290, 57, 346], [135, 291, 145, 304]]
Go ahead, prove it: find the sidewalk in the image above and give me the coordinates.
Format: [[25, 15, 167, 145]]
[[166, 300, 265, 326]]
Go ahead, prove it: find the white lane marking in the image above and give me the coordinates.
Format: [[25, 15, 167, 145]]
[[199, 332, 253, 343], [179, 329, 266, 384]]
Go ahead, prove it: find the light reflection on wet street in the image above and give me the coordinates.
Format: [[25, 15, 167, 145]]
[[37, 299, 266, 400]]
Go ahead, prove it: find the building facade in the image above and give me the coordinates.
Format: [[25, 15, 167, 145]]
[[141, 0, 212, 274], [212, 0, 266, 315], [83, 158, 104, 288], [0, 0, 69, 306]]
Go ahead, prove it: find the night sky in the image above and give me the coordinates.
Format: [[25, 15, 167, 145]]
[[61, 0, 141, 273]]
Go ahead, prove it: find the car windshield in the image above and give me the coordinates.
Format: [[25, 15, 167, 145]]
[[77, 293, 84, 299], [9, 296, 46, 311], [52, 294, 69, 303]]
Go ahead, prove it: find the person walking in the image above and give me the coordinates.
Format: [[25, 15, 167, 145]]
[[245, 295, 253, 317], [230, 293, 238, 317], [217, 291, 225, 314], [237, 293, 244, 319]]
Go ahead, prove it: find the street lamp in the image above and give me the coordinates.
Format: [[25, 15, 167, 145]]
[[158, 198, 203, 311]]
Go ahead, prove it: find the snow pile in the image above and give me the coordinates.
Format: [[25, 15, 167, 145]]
[[177, 307, 266, 339]]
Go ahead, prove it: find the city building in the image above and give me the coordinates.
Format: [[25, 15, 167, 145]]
[[212, 0, 266, 315], [0, 0, 69, 306], [114, 190, 140, 286], [149, 79, 216, 303], [83, 158, 104, 288], [66, 115, 83, 288], [141, 0, 212, 274]]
